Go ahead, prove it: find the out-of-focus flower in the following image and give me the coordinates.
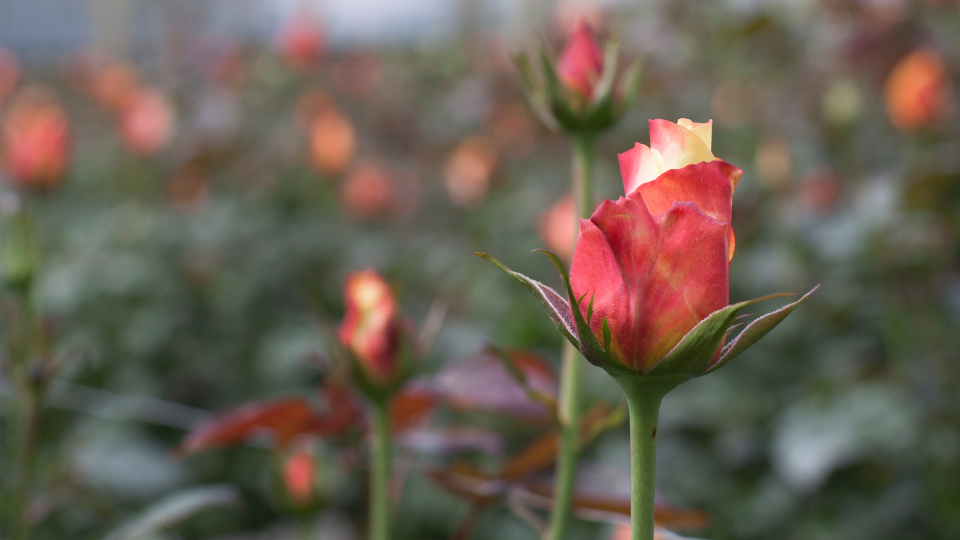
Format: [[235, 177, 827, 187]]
[[444, 137, 498, 207], [555, 22, 605, 100], [557, 21, 605, 100], [276, 11, 325, 69], [486, 101, 535, 157], [797, 167, 842, 214], [480, 117, 814, 379], [332, 51, 381, 97], [755, 134, 793, 189], [283, 443, 317, 505], [2, 87, 70, 190], [167, 164, 210, 212], [538, 194, 576, 261], [90, 62, 140, 112], [884, 49, 952, 132], [0, 48, 20, 104], [821, 78, 863, 125], [339, 270, 404, 389], [341, 162, 396, 218], [308, 106, 356, 176], [120, 87, 175, 155]]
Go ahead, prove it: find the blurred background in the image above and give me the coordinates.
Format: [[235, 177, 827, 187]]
[[0, 0, 959, 539]]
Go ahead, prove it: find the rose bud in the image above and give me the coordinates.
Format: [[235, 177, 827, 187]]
[[308, 105, 356, 176], [339, 270, 409, 394], [515, 17, 641, 135], [276, 11, 325, 69], [479, 117, 815, 382], [283, 443, 317, 505], [120, 87, 175, 155], [538, 193, 576, 261], [557, 20, 605, 100], [2, 87, 71, 191], [884, 49, 952, 132]]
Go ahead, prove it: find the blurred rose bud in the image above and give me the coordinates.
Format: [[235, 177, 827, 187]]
[[444, 137, 498, 207], [2, 87, 70, 190], [557, 20, 605, 99], [755, 134, 793, 189], [341, 162, 396, 218], [885, 49, 952, 132], [91, 62, 140, 112], [798, 167, 842, 214], [309, 106, 356, 176], [339, 270, 404, 389], [120, 87, 175, 155], [283, 443, 317, 505], [0, 48, 21, 104], [276, 12, 325, 69], [538, 194, 576, 261], [555, 3, 605, 35]]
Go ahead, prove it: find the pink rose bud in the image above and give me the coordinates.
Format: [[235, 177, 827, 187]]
[[570, 119, 742, 372], [557, 20, 605, 99], [2, 87, 71, 190], [339, 270, 402, 386], [120, 87, 175, 155]]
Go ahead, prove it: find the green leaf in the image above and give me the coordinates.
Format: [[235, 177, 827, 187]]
[[101, 485, 240, 540], [535, 249, 617, 368], [645, 292, 796, 379], [706, 285, 819, 373], [475, 252, 578, 348]]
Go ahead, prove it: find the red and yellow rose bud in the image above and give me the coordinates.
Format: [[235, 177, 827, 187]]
[[2, 87, 71, 191], [557, 20, 604, 99], [339, 270, 407, 393]]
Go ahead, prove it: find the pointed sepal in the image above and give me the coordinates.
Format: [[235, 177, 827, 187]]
[[706, 285, 819, 374], [475, 252, 579, 349]]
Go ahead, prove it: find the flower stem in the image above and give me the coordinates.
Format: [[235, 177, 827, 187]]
[[613, 375, 674, 540], [369, 399, 392, 540], [545, 133, 595, 540]]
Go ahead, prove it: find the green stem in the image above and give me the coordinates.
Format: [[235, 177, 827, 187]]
[[6, 287, 41, 540], [613, 375, 675, 540], [369, 399, 392, 540], [545, 133, 594, 540]]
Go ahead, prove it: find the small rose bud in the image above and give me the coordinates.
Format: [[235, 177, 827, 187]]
[[885, 49, 952, 132], [2, 87, 70, 191], [339, 270, 403, 389], [557, 21, 605, 100], [120, 87, 175, 155]]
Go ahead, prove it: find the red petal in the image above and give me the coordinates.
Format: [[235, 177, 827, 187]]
[[571, 195, 729, 371], [635, 160, 739, 225], [557, 21, 604, 98], [618, 143, 662, 195]]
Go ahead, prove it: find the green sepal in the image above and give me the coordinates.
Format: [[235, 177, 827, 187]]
[[514, 48, 559, 131], [536, 46, 580, 129], [475, 252, 579, 349], [643, 292, 796, 379], [614, 58, 644, 119], [536, 249, 618, 368], [705, 285, 819, 373]]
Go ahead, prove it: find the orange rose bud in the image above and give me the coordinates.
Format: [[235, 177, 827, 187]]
[[308, 106, 356, 176], [2, 87, 71, 190], [339, 270, 403, 387], [885, 49, 952, 132], [557, 20, 604, 99], [538, 194, 576, 261]]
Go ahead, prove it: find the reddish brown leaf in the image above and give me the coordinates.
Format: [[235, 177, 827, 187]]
[[177, 398, 319, 456]]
